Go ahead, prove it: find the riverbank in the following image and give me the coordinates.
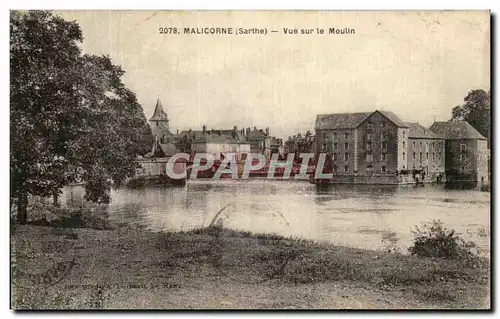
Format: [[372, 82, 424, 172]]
[[11, 224, 489, 310]]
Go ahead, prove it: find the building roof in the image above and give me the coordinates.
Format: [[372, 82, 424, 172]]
[[429, 121, 487, 140], [315, 110, 409, 130], [149, 97, 169, 122], [406, 122, 441, 139], [246, 129, 267, 139], [192, 133, 248, 145], [377, 110, 409, 128], [158, 143, 178, 156], [315, 112, 371, 130]]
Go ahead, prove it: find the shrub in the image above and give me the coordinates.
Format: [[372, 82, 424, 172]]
[[409, 220, 478, 266]]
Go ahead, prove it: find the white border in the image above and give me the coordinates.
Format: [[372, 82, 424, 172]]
[[2, 1, 497, 317]]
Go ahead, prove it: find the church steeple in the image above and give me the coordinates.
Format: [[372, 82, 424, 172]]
[[149, 97, 169, 122], [149, 96, 172, 141]]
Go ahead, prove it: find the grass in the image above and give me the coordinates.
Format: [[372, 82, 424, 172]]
[[11, 222, 490, 309], [156, 226, 489, 302]]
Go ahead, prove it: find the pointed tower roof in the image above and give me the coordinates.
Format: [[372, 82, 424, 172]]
[[149, 97, 169, 121]]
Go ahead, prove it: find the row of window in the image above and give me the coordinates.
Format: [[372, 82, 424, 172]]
[[366, 120, 387, 128], [333, 142, 350, 150], [409, 152, 443, 161], [333, 153, 350, 161], [366, 133, 387, 141], [331, 164, 387, 173], [366, 153, 386, 162], [366, 142, 387, 151], [409, 141, 443, 150]]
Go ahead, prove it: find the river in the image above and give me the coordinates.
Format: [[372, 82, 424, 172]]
[[61, 180, 490, 256]]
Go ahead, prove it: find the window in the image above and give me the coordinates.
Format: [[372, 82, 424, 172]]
[[419, 152, 422, 162], [367, 153, 373, 163], [460, 154, 466, 162], [460, 166, 465, 172], [460, 144, 466, 152], [413, 142, 416, 148], [381, 133, 386, 141], [425, 142, 428, 150], [413, 152, 416, 160], [381, 165, 387, 173], [322, 143, 327, 151], [433, 153, 435, 161], [333, 142, 338, 150], [156, 122, 158, 126], [366, 142, 372, 151], [333, 165, 338, 173], [344, 152, 349, 161], [426, 152, 428, 160], [403, 141, 406, 149], [403, 152, 406, 160], [366, 164, 373, 172], [367, 133, 373, 141], [382, 142, 388, 150], [344, 165, 349, 173], [344, 142, 349, 150], [333, 132, 337, 140], [333, 153, 338, 161], [419, 142, 422, 148], [380, 153, 387, 161], [381, 121, 386, 128], [344, 133, 349, 139], [403, 131, 406, 139], [431, 142, 434, 150]]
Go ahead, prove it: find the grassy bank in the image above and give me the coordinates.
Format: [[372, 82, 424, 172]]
[[11, 221, 490, 310]]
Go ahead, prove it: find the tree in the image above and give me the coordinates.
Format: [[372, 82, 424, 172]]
[[451, 89, 491, 146], [10, 11, 153, 223]]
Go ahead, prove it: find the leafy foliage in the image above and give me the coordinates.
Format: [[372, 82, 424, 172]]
[[409, 220, 479, 266], [451, 89, 490, 145], [10, 10, 153, 222]]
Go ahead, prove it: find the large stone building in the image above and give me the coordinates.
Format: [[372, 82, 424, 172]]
[[315, 110, 411, 183], [406, 122, 445, 182], [429, 121, 488, 184]]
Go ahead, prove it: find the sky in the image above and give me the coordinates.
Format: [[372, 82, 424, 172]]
[[57, 10, 490, 138]]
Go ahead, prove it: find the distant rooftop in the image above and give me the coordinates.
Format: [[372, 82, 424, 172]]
[[429, 121, 486, 140], [315, 110, 409, 130], [315, 112, 371, 130], [406, 122, 441, 139]]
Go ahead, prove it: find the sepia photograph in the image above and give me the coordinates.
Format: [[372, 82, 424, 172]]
[[9, 9, 491, 310]]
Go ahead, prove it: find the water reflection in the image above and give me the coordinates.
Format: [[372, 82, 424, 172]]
[[60, 180, 490, 256]]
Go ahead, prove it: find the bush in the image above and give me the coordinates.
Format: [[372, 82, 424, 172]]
[[409, 220, 478, 265]]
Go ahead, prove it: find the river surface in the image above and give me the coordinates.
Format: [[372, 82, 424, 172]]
[[61, 180, 490, 256]]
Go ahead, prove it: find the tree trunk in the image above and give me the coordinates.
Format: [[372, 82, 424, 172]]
[[17, 191, 28, 224]]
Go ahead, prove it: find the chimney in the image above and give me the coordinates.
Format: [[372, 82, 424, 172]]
[[265, 127, 269, 136], [176, 129, 179, 135], [253, 126, 257, 131], [203, 125, 207, 134], [233, 125, 237, 132], [246, 127, 250, 135]]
